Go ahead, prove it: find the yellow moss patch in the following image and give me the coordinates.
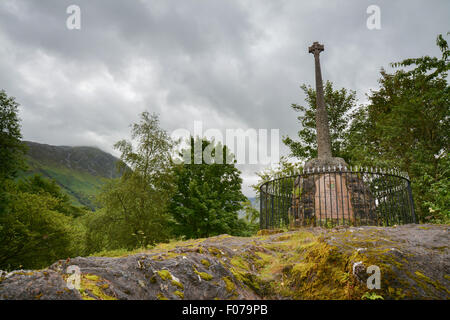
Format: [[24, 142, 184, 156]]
[[171, 279, 184, 290], [222, 276, 236, 293], [84, 274, 99, 281], [157, 293, 168, 300], [90, 237, 207, 258], [14, 271, 34, 276], [254, 252, 273, 268], [208, 247, 223, 257], [274, 234, 294, 241], [230, 256, 250, 270], [201, 259, 211, 268], [193, 267, 213, 281], [173, 290, 184, 299], [157, 270, 172, 281], [151, 251, 184, 261], [230, 269, 261, 293], [154, 238, 206, 252], [89, 247, 148, 258], [414, 271, 450, 295], [257, 229, 285, 236], [283, 241, 362, 299], [387, 287, 406, 299], [79, 274, 116, 300], [361, 292, 384, 300], [196, 271, 213, 281], [226, 230, 371, 299], [262, 231, 316, 253]]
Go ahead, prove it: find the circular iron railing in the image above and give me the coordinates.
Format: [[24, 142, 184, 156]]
[[259, 166, 416, 229]]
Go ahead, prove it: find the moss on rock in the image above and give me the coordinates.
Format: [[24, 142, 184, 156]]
[[171, 279, 184, 290], [201, 259, 211, 268], [157, 270, 172, 281], [78, 274, 116, 300]]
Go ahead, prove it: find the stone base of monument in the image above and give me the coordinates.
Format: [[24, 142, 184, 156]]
[[290, 157, 376, 227]]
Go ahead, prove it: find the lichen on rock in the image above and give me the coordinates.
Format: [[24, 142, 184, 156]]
[[0, 224, 448, 300]]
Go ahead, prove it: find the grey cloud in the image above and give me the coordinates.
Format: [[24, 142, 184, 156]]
[[0, 0, 448, 196]]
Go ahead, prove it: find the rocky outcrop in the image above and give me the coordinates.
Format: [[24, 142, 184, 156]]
[[0, 224, 448, 300]]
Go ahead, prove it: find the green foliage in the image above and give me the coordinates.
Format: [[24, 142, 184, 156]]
[[361, 292, 384, 300], [274, 34, 449, 224], [282, 81, 356, 161], [234, 218, 259, 237], [169, 137, 247, 238], [0, 90, 27, 182], [1, 34, 448, 271], [242, 199, 259, 225], [85, 112, 175, 252], [0, 179, 87, 270], [0, 91, 87, 270], [238, 200, 260, 236], [253, 157, 302, 185], [251, 157, 303, 202], [0, 90, 27, 213], [422, 154, 450, 224], [346, 33, 449, 222]]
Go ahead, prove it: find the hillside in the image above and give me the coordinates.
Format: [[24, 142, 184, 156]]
[[0, 224, 448, 300], [21, 141, 122, 209]]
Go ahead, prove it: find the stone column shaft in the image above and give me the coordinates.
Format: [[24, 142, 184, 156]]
[[309, 42, 332, 159]]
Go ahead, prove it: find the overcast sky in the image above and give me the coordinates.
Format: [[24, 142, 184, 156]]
[[0, 0, 448, 196]]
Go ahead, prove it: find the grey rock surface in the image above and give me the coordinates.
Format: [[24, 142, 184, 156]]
[[1, 224, 448, 300]]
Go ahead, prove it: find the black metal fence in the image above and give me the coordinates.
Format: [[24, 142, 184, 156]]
[[259, 166, 416, 229]]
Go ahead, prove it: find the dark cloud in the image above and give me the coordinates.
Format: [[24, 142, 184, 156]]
[[0, 0, 448, 195]]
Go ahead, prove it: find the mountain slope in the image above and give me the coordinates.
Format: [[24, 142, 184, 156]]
[[21, 141, 122, 209]]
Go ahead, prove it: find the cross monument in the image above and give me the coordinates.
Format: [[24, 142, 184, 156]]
[[308, 41, 332, 159]]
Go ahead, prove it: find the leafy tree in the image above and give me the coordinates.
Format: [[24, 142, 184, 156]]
[[346, 34, 449, 222], [0, 91, 85, 269], [0, 90, 27, 181], [86, 112, 175, 252], [238, 200, 260, 236], [169, 137, 246, 238], [0, 90, 27, 213], [422, 153, 449, 223], [259, 34, 449, 225], [0, 179, 86, 270], [282, 81, 357, 161], [241, 199, 259, 225], [251, 156, 303, 196]]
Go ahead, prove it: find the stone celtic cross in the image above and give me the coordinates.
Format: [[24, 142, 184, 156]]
[[309, 41, 332, 159]]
